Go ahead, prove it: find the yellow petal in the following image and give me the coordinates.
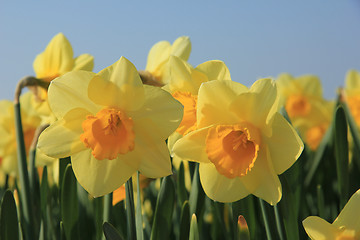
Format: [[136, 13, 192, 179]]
[[297, 75, 323, 98], [130, 85, 183, 141], [168, 56, 197, 93], [303, 216, 338, 240], [167, 131, 182, 153], [240, 146, 282, 205], [33, 33, 74, 79], [172, 127, 211, 163], [145, 41, 171, 73], [91, 57, 145, 111], [48, 70, 99, 118], [37, 108, 90, 158], [266, 112, 303, 175], [71, 149, 138, 197], [229, 79, 277, 130], [35, 148, 57, 166], [73, 54, 94, 71], [345, 70, 360, 96], [196, 60, 231, 81], [199, 163, 249, 202], [333, 189, 360, 232], [197, 80, 248, 128], [134, 138, 172, 178], [171, 36, 191, 61]]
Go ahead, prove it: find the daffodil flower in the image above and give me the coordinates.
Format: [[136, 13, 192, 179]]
[[0, 92, 41, 176], [345, 70, 360, 127], [166, 56, 231, 189], [276, 73, 332, 150], [32, 32, 94, 123], [38, 57, 183, 197], [144, 36, 191, 85], [303, 188, 360, 240], [172, 79, 303, 204], [276, 73, 323, 119]]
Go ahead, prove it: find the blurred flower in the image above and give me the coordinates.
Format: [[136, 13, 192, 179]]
[[276, 73, 332, 150], [31, 32, 94, 124], [166, 56, 231, 189], [344, 69, 360, 127], [38, 57, 183, 197], [142, 36, 191, 85], [276, 73, 323, 119], [173, 79, 303, 204], [0, 92, 41, 176], [303, 188, 360, 240]]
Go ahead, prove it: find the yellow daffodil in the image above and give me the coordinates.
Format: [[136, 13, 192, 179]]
[[166, 56, 231, 189], [276, 73, 332, 150], [38, 57, 183, 197], [296, 100, 334, 150], [0, 92, 41, 176], [31, 32, 94, 123], [345, 70, 360, 127], [303, 189, 360, 240], [276, 73, 323, 119], [143, 36, 191, 85], [172, 79, 303, 204]]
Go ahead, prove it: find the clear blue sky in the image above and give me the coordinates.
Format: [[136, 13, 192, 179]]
[[1, 1, 359, 100]]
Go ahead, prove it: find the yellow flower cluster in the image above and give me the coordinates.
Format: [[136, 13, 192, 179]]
[[1, 32, 360, 239]]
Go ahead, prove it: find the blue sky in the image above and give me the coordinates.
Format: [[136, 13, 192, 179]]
[[1, 1, 359, 100]]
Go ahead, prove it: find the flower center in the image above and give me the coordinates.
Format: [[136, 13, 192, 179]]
[[347, 95, 360, 126], [205, 123, 261, 178], [305, 124, 327, 151], [285, 95, 311, 118], [80, 108, 135, 160], [172, 91, 197, 135]]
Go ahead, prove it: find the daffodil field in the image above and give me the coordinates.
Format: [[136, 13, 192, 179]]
[[1, 33, 360, 240]]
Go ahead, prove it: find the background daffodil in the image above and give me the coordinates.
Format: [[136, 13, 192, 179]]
[[166, 55, 231, 189], [276, 73, 324, 119], [38, 57, 183, 197], [303, 188, 360, 240], [143, 36, 191, 85], [172, 79, 303, 205], [31, 32, 94, 124], [345, 69, 360, 127], [0, 92, 41, 176]]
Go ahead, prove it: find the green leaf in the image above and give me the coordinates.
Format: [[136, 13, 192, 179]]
[[125, 177, 136, 240], [342, 102, 360, 171], [177, 162, 189, 207], [150, 175, 175, 240], [334, 106, 349, 209], [40, 166, 48, 239], [61, 164, 79, 240], [179, 201, 190, 240], [0, 190, 19, 240], [278, 176, 299, 240], [135, 172, 144, 240], [14, 102, 34, 240], [188, 164, 205, 218], [189, 214, 199, 240], [103, 222, 123, 240]]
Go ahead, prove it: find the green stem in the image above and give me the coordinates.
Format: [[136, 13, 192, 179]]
[[14, 102, 34, 240], [125, 177, 136, 240], [259, 198, 272, 240], [273, 205, 285, 240], [102, 192, 113, 240]]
